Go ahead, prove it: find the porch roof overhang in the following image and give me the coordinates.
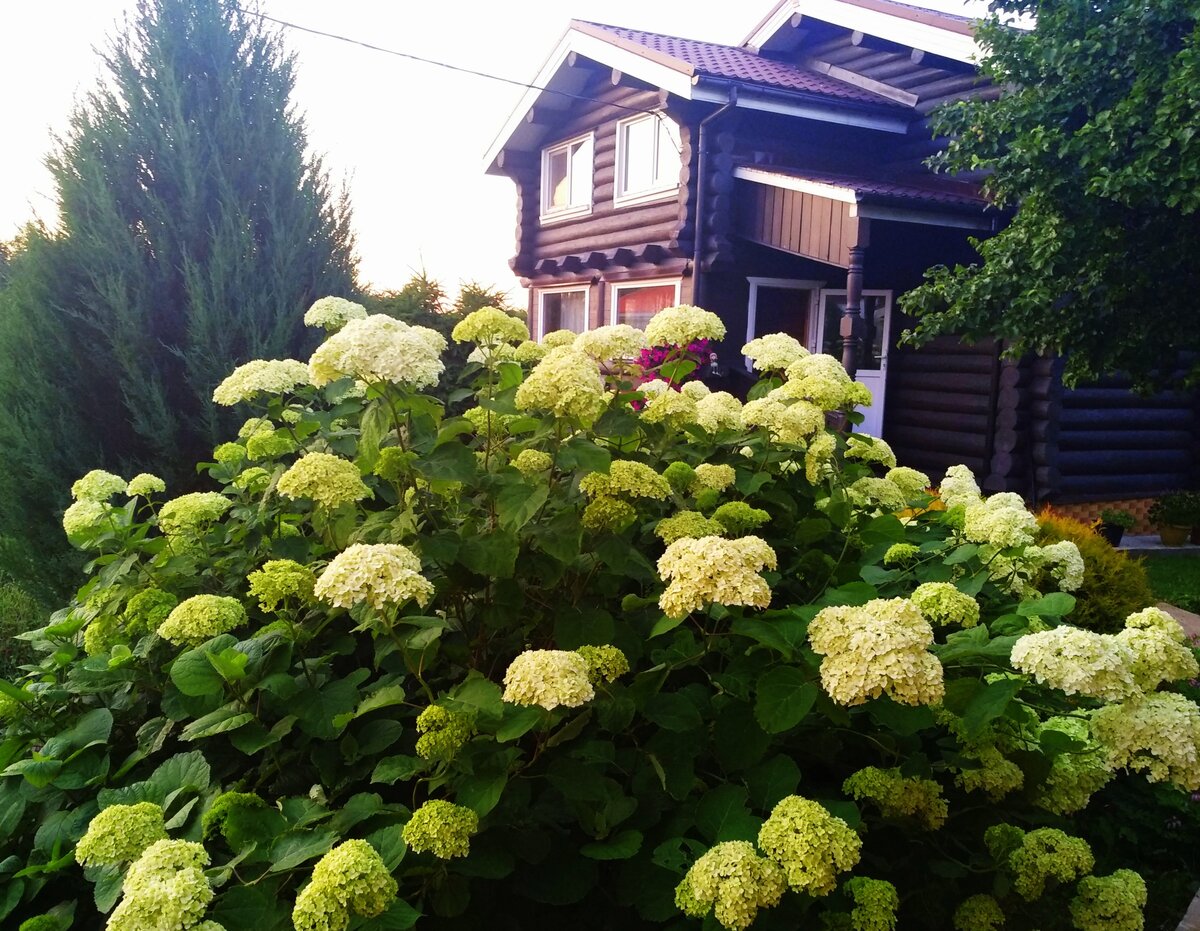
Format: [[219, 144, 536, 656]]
[[734, 165, 996, 267]]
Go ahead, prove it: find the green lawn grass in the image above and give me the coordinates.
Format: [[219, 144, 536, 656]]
[[1143, 552, 1200, 613]]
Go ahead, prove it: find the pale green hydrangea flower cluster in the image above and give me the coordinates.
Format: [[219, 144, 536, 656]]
[[1031, 540, 1086, 592], [402, 800, 478, 859], [808, 598, 944, 707], [692, 463, 736, 493], [741, 396, 825, 446], [845, 435, 896, 468], [415, 705, 477, 761], [884, 466, 930, 501], [502, 649, 595, 710], [656, 511, 726, 545], [936, 708, 1026, 801], [232, 466, 272, 493], [292, 840, 397, 931], [986, 825, 1094, 901], [842, 876, 899, 931], [576, 644, 630, 684], [842, 766, 948, 830], [107, 839, 214, 931], [246, 426, 297, 461], [304, 296, 367, 331], [247, 559, 316, 613], [757, 795, 861, 896], [741, 333, 806, 372], [657, 535, 777, 619], [277, 453, 370, 510], [62, 500, 111, 541], [938, 464, 982, 510], [451, 306, 529, 346], [575, 324, 647, 361], [848, 477, 908, 513], [641, 380, 699, 428], [158, 492, 232, 539], [910, 582, 980, 628], [712, 502, 770, 536], [963, 492, 1039, 549], [212, 359, 310, 406], [581, 496, 638, 533], [681, 380, 711, 400], [513, 339, 548, 364], [201, 791, 267, 842], [695, 391, 744, 433], [644, 304, 726, 347], [124, 588, 178, 636], [806, 432, 838, 483], [314, 543, 434, 612], [882, 543, 920, 567], [213, 441, 247, 465], [309, 314, 445, 390], [952, 894, 1004, 931], [512, 448, 553, 476], [780, 353, 871, 410], [1116, 606, 1200, 692], [72, 469, 127, 502], [1069, 869, 1147, 931], [515, 346, 608, 422], [127, 472, 166, 497], [157, 595, 247, 645], [76, 802, 167, 867], [580, 460, 671, 501], [675, 841, 786, 931], [1034, 715, 1113, 814]]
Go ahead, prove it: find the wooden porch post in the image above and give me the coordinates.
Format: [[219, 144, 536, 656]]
[[841, 243, 867, 378]]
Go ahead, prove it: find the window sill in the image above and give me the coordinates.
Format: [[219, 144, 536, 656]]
[[539, 205, 592, 226], [613, 186, 679, 210]]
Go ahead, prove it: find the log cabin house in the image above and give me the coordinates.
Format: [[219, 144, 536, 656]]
[[483, 0, 1199, 522]]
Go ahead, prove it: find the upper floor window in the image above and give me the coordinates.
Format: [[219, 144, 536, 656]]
[[541, 133, 593, 221], [615, 113, 680, 206]]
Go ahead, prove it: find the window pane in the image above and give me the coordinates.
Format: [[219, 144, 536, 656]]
[[821, 294, 885, 369], [655, 119, 676, 186], [568, 139, 591, 208], [755, 287, 809, 341], [546, 148, 569, 209], [621, 118, 655, 195], [618, 284, 677, 333], [542, 291, 587, 335]]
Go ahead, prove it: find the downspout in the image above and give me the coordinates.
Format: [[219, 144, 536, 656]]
[[691, 87, 738, 309]]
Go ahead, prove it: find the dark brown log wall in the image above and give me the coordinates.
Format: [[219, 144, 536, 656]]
[[1030, 359, 1199, 500]]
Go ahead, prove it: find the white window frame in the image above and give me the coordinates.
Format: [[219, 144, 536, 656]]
[[744, 277, 825, 372], [613, 112, 681, 208], [540, 132, 594, 223], [536, 285, 590, 339], [609, 277, 682, 327]]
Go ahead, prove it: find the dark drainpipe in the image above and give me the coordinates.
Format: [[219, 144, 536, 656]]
[[691, 87, 738, 310]]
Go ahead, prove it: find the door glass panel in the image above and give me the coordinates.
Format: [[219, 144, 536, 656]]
[[820, 294, 886, 369]]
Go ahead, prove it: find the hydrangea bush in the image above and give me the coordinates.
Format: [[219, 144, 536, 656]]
[[0, 301, 1197, 931]]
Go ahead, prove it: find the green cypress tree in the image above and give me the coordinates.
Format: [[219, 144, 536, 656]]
[[46, 0, 357, 463]]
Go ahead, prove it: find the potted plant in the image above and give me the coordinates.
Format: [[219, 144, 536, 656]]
[[1094, 508, 1134, 546], [1148, 492, 1191, 546], [1179, 491, 1200, 544]]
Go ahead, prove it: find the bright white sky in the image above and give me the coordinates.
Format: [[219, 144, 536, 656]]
[[0, 0, 987, 298]]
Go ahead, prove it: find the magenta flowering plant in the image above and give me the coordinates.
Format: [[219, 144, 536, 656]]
[[634, 338, 711, 393]]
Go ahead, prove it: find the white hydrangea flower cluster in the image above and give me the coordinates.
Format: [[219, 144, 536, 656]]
[[515, 346, 608, 422], [1115, 606, 1200, 692], [885, 466, 930, 500], [212, 359, 310, 406], [681, 380, 711, 400], [740, 397, 825, 446], [502, 649, 595, 710], [692, 463, 736, 493], [1091, 692, 1200, 791], [741, 333, 806, 372], [644, 304, 726, 347], [910, 582, 980, 628], [314, 543, 434, 611], [107, 839, 214, 931], [1029, 540, 1086, 592], [304, 296, 367, 331], [309, 314, 445, 390], [938, 464, 982, 510], [963, 492, 1039, 548], [808, 598, 944, 706], [657, 535, 777, 619], [1010, 626, 1139, 701], [845, 435, 897, 468], [695, 392, 744, 433], [574, 324, 647, 360], [675, 841, 786, 931], [641, 384, 699, 427]]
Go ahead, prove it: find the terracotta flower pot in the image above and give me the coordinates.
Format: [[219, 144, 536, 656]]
[[1159, 524, 1190, 547]]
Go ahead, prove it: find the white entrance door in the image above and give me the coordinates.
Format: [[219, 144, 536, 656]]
[[813, 290, 892, 437]]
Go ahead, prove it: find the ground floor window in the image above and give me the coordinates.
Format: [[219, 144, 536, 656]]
[[537, 287, 588, 338], [611, 279, 680, 332]]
